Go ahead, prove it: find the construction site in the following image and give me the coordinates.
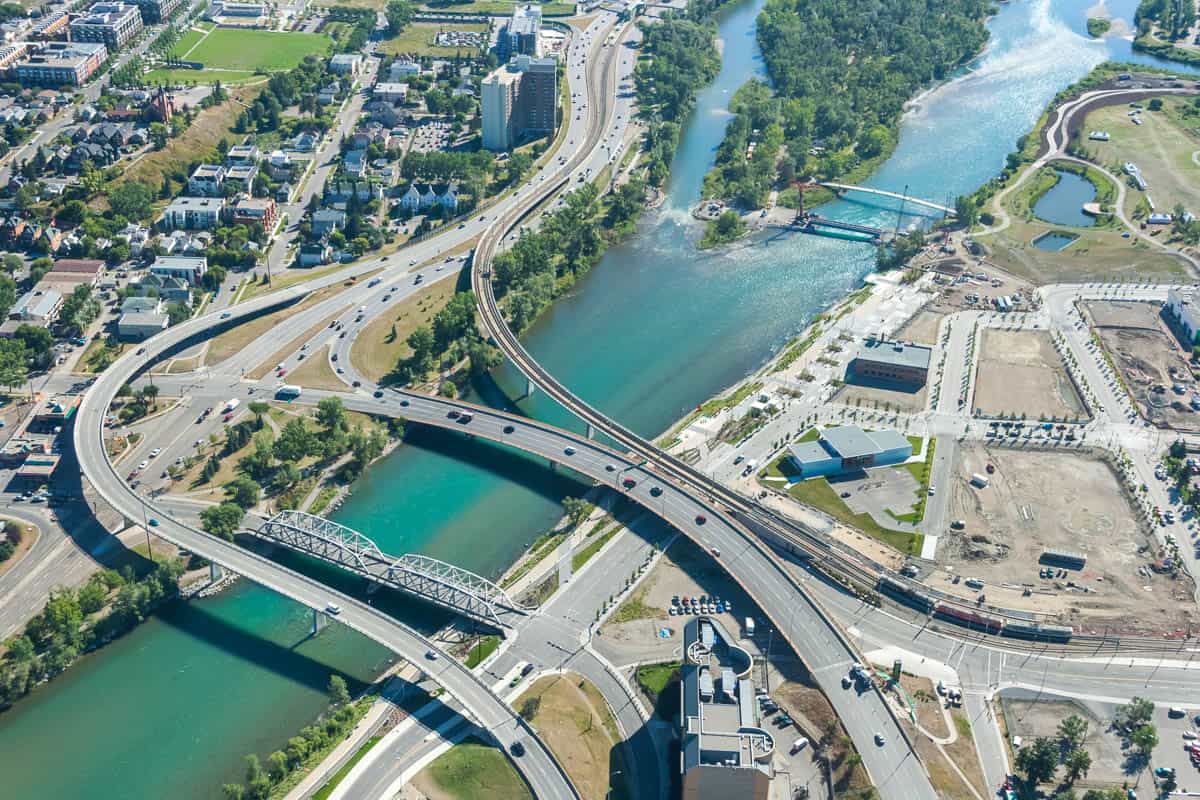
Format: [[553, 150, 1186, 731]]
[[1083, 299, 1199, 430], [928, 445, 1196, 633]]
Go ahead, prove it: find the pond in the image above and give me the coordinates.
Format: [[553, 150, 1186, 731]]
[[1033, 231, 1079, 250], [1033, 169, 1097, 227]]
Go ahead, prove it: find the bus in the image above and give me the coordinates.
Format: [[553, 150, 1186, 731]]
[[276, 384, 302, 400]]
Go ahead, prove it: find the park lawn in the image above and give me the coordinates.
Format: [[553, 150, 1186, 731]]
[[635, 662, 680, 699], [169, 26, 208, 58], [516, 675, 630, 800], [349, 277, 456, 382], [206, 285, 344, 366], [186, 29, 331, 71], [421, 0, 575, 14], [245, 311, 348, 379], [143, 68, 267, 86], [286, 345, 347, 391], [379, 22, 488, 57], [572, 526, 618, 572], [415, 739, 532, 800], [785, 474, 922, 556], [463, 634, 499, 668]]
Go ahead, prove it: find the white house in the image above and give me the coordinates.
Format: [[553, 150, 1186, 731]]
[[398, 182, 458, 214]]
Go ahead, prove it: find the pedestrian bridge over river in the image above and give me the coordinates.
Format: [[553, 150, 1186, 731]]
[[253, 511, 529, 629]]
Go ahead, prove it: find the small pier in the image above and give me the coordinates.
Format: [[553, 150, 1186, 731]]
[[768, 212, 886, 243]]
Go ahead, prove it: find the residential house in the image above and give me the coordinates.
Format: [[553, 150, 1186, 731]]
[[187, 164, 226, 197], [291, 131, 318, 151], [373, 82, 408, 104], [388, 59, 420, 81], [329, 53, 362, 76], [317, 83, 339, 105], [311, 209, 345, 236], [325, 180, 383, 204], [298, 240, 332, 267], [227, 196, 278, 230], [225, 144, 260, 165], [398, 182, 458, 214], [120, 223, 150, 256], [275, 183, 293, 203], [120, 295, 161, 314], [267, 150, 291, 180], [224, 162, 258, 188], [343, 149, 366, 177], [134, 272, 190, 303]]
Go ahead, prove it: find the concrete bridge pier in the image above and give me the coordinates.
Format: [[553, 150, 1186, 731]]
[[586, 423, 595, 440], [525, 376, 536, 398], [311, 609, 328, 636], [209, 562, 224, 582]]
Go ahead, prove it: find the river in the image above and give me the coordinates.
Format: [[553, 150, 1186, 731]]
[[0, 0, 1193, 796]]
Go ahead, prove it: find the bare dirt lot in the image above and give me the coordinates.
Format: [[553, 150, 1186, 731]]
[[897, 309, 945, 345], [999, 696, 1130, 787], [597, 537, 752, 667], [835, 380, 928, 413], [936, 445, 1196, 633], [973, 329, 1087, 420], [929, 264, 1036, 313], [1084, 299, 1200, 430]]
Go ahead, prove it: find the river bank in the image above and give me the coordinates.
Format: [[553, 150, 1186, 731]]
[[6, 1, 1190, 796]]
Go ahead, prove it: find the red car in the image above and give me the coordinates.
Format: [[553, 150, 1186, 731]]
[[622, 478, 636, 489], [223, 412, 235, 422]]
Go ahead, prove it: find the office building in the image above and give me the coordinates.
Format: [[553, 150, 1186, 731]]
[[849, 337, 932, 387], [785, 424, 913, 479], [499, 3, 540, 60], [70, 3, 144, 50], [187, 164, 226, 196], [680, 617, 772, 800], [1167, 287, 1200, 345], [481, 55, 556, 151], [17, 41, 107, 86]]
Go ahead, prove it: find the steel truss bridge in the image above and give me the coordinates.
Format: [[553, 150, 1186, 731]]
[[253, 511, 528, 628]]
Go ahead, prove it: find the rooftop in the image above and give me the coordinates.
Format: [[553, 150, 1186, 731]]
[[855, 337, 932, 371], [820, 425, 880, 461]]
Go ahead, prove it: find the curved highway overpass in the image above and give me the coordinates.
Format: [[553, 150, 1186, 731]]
[[70, 10, 639, 798]]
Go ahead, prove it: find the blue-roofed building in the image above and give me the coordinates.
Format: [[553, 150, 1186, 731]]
[[786, 424, 913, 479]]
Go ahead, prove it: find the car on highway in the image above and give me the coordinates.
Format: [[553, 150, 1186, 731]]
[[503, 425, 514, 434], [510, 741, 525, 757], [148, 518, 159, 527], [138, 460, 149, 470], [425, 649, 438, 660], [220, 311, 231, 319], [373, 390, 384, 398], [695, 514, 706, 525], [874, 733, 885, 746], [622, 477, 636, 488], [150, 448, 161, 458], [564, 446, 576, 455], [325, 602, 341, 615], [710, 546, 721, 557]]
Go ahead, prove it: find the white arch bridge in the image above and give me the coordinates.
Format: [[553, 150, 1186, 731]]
[[820, 182, 955, 215], [252, 511, 529, 629]]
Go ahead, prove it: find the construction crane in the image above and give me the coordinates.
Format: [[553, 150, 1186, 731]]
[[788, 181, 821, 221]]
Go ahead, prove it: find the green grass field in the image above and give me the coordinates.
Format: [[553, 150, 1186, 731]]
[[379, 22, 489, 57], [421, 740, 533, 800], [143, 68, 267, 86], [185, 29, 331, 72], [168, 27, 207, 58], [422, 0, 576, 15]]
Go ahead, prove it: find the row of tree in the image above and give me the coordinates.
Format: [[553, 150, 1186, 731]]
[[0, 560, 187, 709], [220, 675, 361, 800]]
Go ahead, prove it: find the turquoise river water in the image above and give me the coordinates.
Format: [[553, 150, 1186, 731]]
[[0, 0, 1195, 796]]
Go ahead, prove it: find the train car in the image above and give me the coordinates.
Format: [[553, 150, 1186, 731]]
[[877, 575, 934, 614], [933, 602, 1003, 634], [1002, 621, 1073, 643]]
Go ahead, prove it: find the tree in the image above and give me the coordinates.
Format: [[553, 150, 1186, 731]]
[[1014, 736, 1059, 784], [0, 338, 26, 392], [562, 496, 592, 528], [200, 502, 245, 541], [1130, 723, 1158, 757], [221, 785, 245, 800], [224, 476, 260, 510], [316, 397, 347, 434], [385, 0, 414, 34], [1063, 748, 1091, 784], [271, 461, 301, 493], [109, 182, 154, 221], [467, 338, 501, 378], [274, 417, 316, 462], [1115, 697, 1154, 732], [1149, 97, 1164, 111], [247, 400, 270, 424], [1057, 714, 1088, 750], [327, 674, 350, 707], [266, 750, 288, 783], [955, 194, 980, 227], [58, 285, 101, 336]]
